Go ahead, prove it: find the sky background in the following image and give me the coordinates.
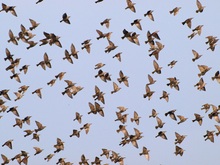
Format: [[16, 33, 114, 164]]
[[1, 0, 220, 164]]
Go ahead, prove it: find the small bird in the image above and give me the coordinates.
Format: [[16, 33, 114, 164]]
[[69, 129, 80, 138], [130, 111, 141, 125], [2, 139, 13, 149], [81, 43, 92, 53], [168, 60, 177, 68], [80, 123, 92, 134], [47, 79, 57, 87], [93, 85, 105, 104], [22, 116, 32, 125], [192, 113, 203, 126], [32, 88, 42, 99], [212, 71, 220, 83], [73, 112, 82, 124], [24, 129, 34, 137], [131, 19, 142, 30], [32, 133, 40, 141], [147, 74, 156, 85], [152, 60, 162, 74], [95, 0, 104, 3], [215, 125, 220, 136], [60, 13, 71, 24], [201, 103, 211, 113], [44, 154, 54, 162], [125, 0, 136, 13], [111, 82, 121, 94], [165, 110, 177, 120], [155, 117, 165, 129], [0, 89, 11, 100], [149, 109, 158, 118], [143, 84, 155, 100], [95, 63, 105, 69], [8, 29, 18, 45], [0, 3, 17, 16], [167, 77, 180, 91], [117, 106, 128, 113], [116, 125, 129, 139], [10, 73, 21, 83], [35, 120, 46, 132], [182, 17, 193, 29], [7, 106, 19, 117], [55, 72, 66, 80], [26, 40, 38, 49], [115, 112, 128, 124], [192, 25, 203, 35], [1, 154, 10, 165], [117, 70, 129, 87], [196, 0, 205, 13], [139, 146, 150, 161], [204, 130, 215, 143], [155, 131, 167, 140], [33, 147, 43, 155], [44, 53, 52, 68], [177, 115, 188, 124], [169, 7, 181, 16], [160, 91, 169, 102], [105, 40, 118, 53], [113, 52, 122, 62], [36, 0, 44, 4], [100, 148, 110, 159], [29, 18, 40, 30], [100, 18, 111, 28], [18, 85, 29, 94], [175, 132, 187, 144], [144, 10, 154, 21], [13, 118, 23, 128], [192, 49, 202, 62], [174, 145, 184, 156], [197, 65, 211, 77], [194, 78, 206, 91]]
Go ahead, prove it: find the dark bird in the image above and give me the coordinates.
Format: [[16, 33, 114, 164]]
[[73, 112, 82, 124], [2, 139, 13, 149], [192, 113, 203, 126], [131, 19, 142, 30], [130, 111, 141, 125], [194, 78, 206, 91], [174, 145, 184, 156], [204, 130, 215, 143], [13, 118, 23, 128], [29, 18, 40, 30], [192, 49, 202, 62], [8, 29, 18, 45], [144, 10, 154, 21], [32, 88, 42, 99], [117, 70, 129, 87], [60, 13, 71, 24], [212, 71, 220, 83], [143, 84, 155, 100], [149, 109, 158, 118], [175, 132, 187, 144], [100, 18, 111, 28], [113, 52, 122, 62], [196, 0, 205, 13], [160, 91, 169, 102], [155, 117, 165, 129], [0, 3, 17, 16], [105, 40, 118, 53], [155, 131, 167, 140], [165, 110, 177, 120]]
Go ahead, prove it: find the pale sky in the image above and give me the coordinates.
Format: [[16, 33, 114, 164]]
[[1, 0, 220, 165]]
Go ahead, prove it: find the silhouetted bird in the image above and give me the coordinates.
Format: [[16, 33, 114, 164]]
[[60, 13, 71, 24]]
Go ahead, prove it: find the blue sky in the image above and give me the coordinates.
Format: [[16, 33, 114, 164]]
[[1, 0, 220, 164]]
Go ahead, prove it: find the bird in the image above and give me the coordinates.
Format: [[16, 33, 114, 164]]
[[160, 91, 169, 102], [55, 72, 66, 80], [94, 63, 105, 69], [167, 77, 180, 91], [192, 25, 203, 35], [95, 0, 104, 3], [44, 53, 52, 68], [22, 116, 32, 125], [139, 146, 150, 160], [168, 60, 177, 68], [113, 52, 122, 62], [117, 106, 128, 113], [125, 0, 136, 13], [194, 78, 206, 91], [215, 125, 220, 136], [197, 65, 211, 77], [7, 106, 19, 117], [131, 19, 142, 30], [26, 40, 38, 49], [81, 43, 92, 53], [23, 129, 34, 137], [201, 103, 211, 113], [36, 0, 44, 4], [175, 132, 187, 144], [130, 111, 141, 125], [117, 70, 129, 87], [47, 79, 57, 87], [69, 129, 80, 138], [149, 109, 158, 118], [212, 71, 220, 83], [204, 130, 215, 143], [152, 60, 162, 74], [100, 148, 110, 159], [10, 73, 21, 83], [182, 17, 193, 29], [0, 3, 17, 16], [143, 84, 155, 100], [100, 18, 111, 28], [35, 121, 46, 132], [116, 125, 129, 139], [192, 49, 202, 62], [147, 74, 156, 85], [192, 113, 203, 126], [111, 82, 121, 94], [29, 18, 40, 30], [174, 145, 184, 156], [196, 0, 205, 13], [0, 89, 11, 100], [115, 112, 128, 124], [54, 138, 65, 153], [44, 154, 54, 162], [80, 123, 92, 134], [13, 118, 23, 128], [105, 40, 118, 53], [73, 112, 82, 124], [155, 117, 165, 129], [2, 139, 13, 149], [144, 10, 154, 21], [93, 85, 105, 104], [8, 29, 18, 45], [33, 147, 44, 155], [19, 65, 30, 74], [155, 131, 167, 140], [1, 154, 10, 165], [60, 13, 71, 24], [32, 134, 40, 141], [165, 110, 177, 120], [177, 115, 188, 124], [32, 88, 42, 98], [169, 7, 181, 16]]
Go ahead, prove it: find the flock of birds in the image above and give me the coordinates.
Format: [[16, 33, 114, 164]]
[[0, 0, 220, 165]]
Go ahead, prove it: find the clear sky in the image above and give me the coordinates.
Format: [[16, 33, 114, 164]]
[[1, 0, 220, 164]]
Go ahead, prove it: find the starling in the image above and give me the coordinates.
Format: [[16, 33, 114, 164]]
[[32, 88, 42, 99], [196, 0, 205, 13], [168, 60, 177, 68], [0, 3, 17, 17], [130, 111, 140, 125], [8, 29, 18, 45], [113, 52, 122, 62], [117, 70, 129, 87], [143, 84, 155, 100], [125, 0, 136, 13], [212, 71, 220, 83], [174, 145, 184, 156], [194, 78, 206, 91], [131, 19, 142, 30], [155, 117, 165, 129], [182, 17, 193, 29], [1, 154, 10, 165], [147, 74, 156, 85], [35, 121, 46, 132], [105, 40, 118, 53], [144, 10, 154, 21], [33, 147, 43, 155], [177, 115, 188, 124], [204, 130, 215, 143], [29, 18, 40, 30], [44, 154, 54, 162], [160, 91, 169, 102], [165, 110, 177, 120], [111, 82, 121, 94], [69, 129, 80, 138], [13, 118, 23, 128], [155, 131, 167, 140], [139, 146, 150, 160], [2, 139, 13, 149], [149, 109, 158, 118], [192, 49, 202, 62], [192, 113, 203, 126], [60, 13, 71, 24], [152, 60, 162, 74], [73, 112, 82, 124], [197, 65, 211, 77], [100, 18, 111, 28], [169, 7, 181, 16], [80, 123, 92, 134], [175, 132, 187, 144]]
